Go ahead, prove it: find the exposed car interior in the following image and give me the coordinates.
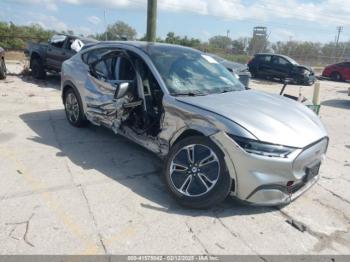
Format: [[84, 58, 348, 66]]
[[86, 49, 164, 139]]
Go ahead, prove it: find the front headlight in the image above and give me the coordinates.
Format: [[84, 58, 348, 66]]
[[229, 135, 296, 158], [302, 69, 310, 76]]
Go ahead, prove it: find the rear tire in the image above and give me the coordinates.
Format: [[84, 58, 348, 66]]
[[331, 72, 342, 82], [64, 88, 87, 128], [250, 69, 259, 78], [0, 58, 6, 80], [164, 136, 232, 209], [31, 58, 46, 79]]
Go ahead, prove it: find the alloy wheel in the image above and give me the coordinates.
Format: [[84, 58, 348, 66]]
[[169, 144, 220, 197], [65, 92, 80, 124]]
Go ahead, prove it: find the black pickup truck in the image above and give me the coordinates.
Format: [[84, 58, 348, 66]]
[[25, 34, 97, 79]]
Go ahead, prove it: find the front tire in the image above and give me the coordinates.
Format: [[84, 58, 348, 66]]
[[64, 88, 87, 127], [31, 58, 46, 79], [331, 72, 342, 82], [164, 136, 232, 209], [0, 58, 6, 80]]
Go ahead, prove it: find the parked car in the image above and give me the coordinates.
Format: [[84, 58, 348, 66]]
[[248, 53, 316, 85], [208, 54, 251, 88], [0, 46, 6, 79], [61, 42, 328, 208], [322, 62, 350, 81], [25, 34, 97, 79]]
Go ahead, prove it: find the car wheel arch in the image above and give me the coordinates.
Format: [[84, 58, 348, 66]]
[[62, 81, 81, 104], [331, 71, 342, 80], [30, 52, 42, 64], [171, 129, 206, 147]]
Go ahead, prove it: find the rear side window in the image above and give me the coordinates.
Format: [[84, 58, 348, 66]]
[[272, 56, 289, 66], [256, 55, 271, 63], [337, 62, 350, 68], [49, 35, 67, 48]]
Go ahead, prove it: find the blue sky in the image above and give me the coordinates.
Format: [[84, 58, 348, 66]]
[[0, 0, 349, 43]]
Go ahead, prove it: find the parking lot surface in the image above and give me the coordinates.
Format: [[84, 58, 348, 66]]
[[0, 61, 350, 255]]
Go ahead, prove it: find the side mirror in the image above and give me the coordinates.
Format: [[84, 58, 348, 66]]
[[114, 82, 130, 99]]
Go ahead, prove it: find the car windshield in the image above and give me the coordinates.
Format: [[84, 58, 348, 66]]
[[287, 57, 299, 65], [148, 46, 244, 96]]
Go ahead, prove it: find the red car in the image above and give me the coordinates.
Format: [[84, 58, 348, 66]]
[[322, 62, 350, 81]]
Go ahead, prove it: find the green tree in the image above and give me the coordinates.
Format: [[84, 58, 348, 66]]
[[163, 32, 201, 47], [231, 38, 250, 54], [209, 35, 232, 49], [97, 21, 137, 41], [0, 21, 54, 49]]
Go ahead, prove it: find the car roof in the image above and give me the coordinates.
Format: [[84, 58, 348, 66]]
[[54, 34, 98, 44], [255, 53, 291, 60], [88, 41, 200, 55]]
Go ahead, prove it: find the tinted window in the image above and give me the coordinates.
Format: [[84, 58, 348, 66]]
[[50, 35, 66, 48], [272, 57, 290, 66], [338, 62, 350, 68], [257, 55, 271, 62]]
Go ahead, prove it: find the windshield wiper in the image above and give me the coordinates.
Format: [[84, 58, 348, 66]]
[[172, 92, 208, 97], [220, 90, 233, 94]]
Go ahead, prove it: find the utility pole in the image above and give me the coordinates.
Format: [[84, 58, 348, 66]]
[[334, 26, 343, 62], [104, 8, 107, 41], [335, 26, 343, 45], [146, 0, 157, 42]]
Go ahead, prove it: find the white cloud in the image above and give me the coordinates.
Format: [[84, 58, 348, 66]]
[[4, 0, 58, 11], [6, 0, 350, 27], [27, 14, 68, 31], [87, 15, 101, 25], [272, 28, 295, 41], [59, 0, 350, 26], [62, 0, 143, 8]]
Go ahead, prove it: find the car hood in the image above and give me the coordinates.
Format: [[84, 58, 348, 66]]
[[297, 65, 314, 73], [221, 60, 247, 72], [176, 90, 327, 148]]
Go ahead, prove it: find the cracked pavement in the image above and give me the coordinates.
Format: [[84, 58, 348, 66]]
[[0, 61, 349, 254]]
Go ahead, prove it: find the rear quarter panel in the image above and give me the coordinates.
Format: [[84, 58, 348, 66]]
[[61, 54, 89, 111]]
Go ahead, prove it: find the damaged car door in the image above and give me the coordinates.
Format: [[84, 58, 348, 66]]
[[83, 50, 139, 132]]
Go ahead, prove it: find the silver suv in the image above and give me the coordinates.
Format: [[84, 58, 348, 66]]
[[61, 42, 328, 209]]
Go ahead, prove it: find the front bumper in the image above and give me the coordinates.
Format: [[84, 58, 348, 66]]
[[211, 132, 328, 206], [299, 74, 316, 85], [238, 72, 251, 89]]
